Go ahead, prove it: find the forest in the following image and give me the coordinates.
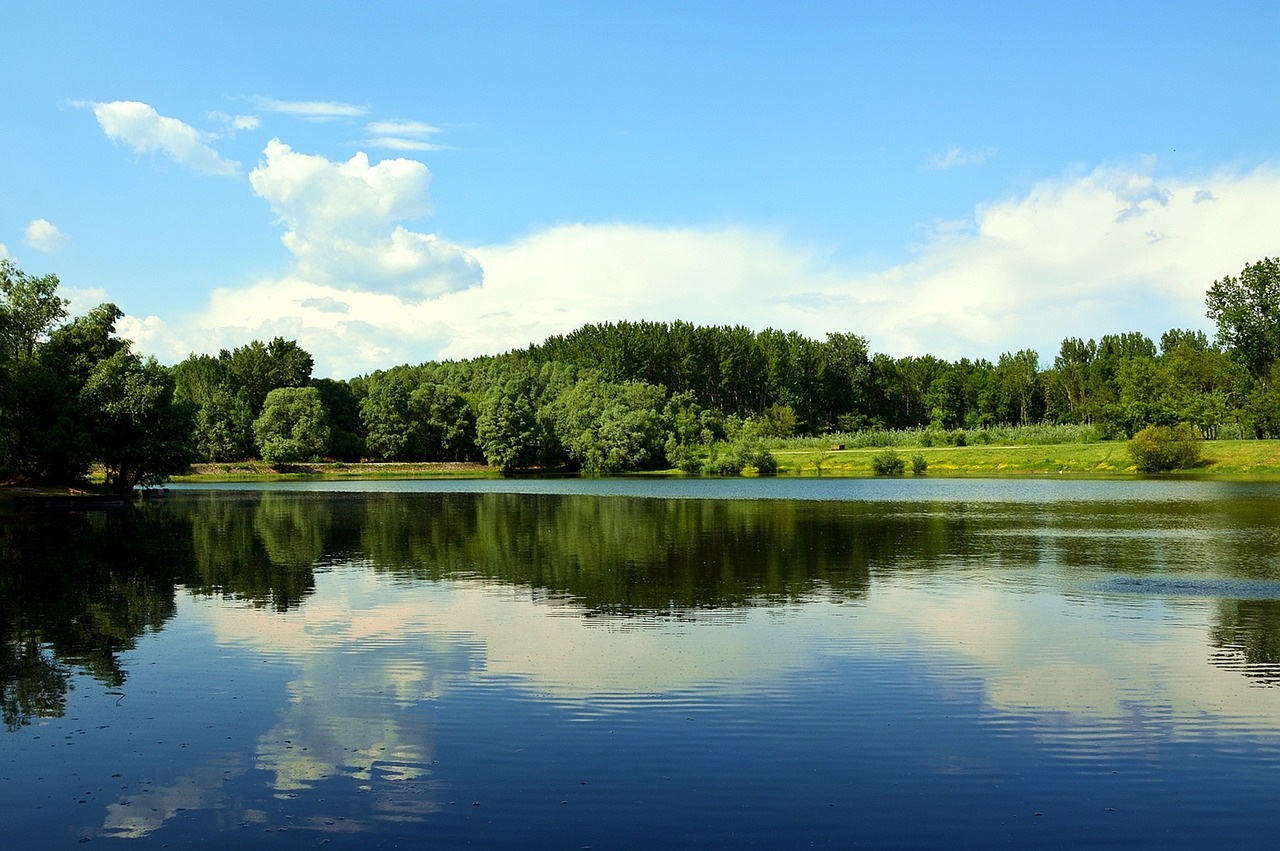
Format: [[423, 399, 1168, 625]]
[[1, 256, 1277, 488]]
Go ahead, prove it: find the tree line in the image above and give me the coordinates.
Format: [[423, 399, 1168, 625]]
[[2, 256, 1276, 488]]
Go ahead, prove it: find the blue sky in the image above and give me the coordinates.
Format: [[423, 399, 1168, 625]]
[[3, 1, 1277, 377]]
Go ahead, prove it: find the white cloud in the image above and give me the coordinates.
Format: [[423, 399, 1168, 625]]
[[84, 100, 239, 176], [82, 99, 238, 175], [1109, 155, 1171, 221], [24, 218, 69, 252], [63, 286, 109, 317], [123, 160, 1280, 378], [0, 243, 9, 259], [366, 136, 444, 151], [926, 145, 996, 170], [252, 97, 370, 119], [366, 120, 441, 137], [209, 110, 260, 132], [364, 120, 445, 151], [248, 139, 481, 296]]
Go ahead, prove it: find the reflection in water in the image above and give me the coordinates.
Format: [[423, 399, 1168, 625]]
[[2, 482, 1280, 847], [1211, 598, 1280, 685], [0, 506, 187, 729]]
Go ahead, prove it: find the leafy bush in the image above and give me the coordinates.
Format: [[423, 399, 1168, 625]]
[[664, 438, 704, 475], [705, 446, 746, 476], [871, 449, 905, 476], [911, 453, 928, 475], [752, 449, 779, 476], [1126, 423, 1203, 472]]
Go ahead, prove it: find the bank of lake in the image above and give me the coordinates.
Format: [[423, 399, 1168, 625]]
[[172, 438, 1280, 482], [4, 439, 1280, 499]]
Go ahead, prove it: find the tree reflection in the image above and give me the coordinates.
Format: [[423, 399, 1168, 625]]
[[176, 491, 322, 611], [356, 492, 874, 613], [1210, 599, 1280, 686], [6, 485, 1280, 729], [0, 506, 189, 728]]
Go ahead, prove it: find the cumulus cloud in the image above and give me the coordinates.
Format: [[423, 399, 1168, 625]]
[[122, 160, 1280, 378], [84, 100, 239, 176], [1108, 153, 1172, 221], [252, 97, 370, 119], [24, 218, 69, 252], [926, 145, 996, 170], [248, 139, 481, 296]]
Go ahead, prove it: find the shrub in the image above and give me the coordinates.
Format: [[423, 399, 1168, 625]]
[[871, 449, 905, 476], [1126, 423, 1203, 472], [911, 453, 928, 475], [665, 439, 704, 475], [705, 449, 745, 476], [752, 449, 779, 477]]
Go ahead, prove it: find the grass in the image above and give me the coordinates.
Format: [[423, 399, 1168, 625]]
[[10, 439, 1280, 493], [169, 460, 498, 483], [774, 439, 1280, 478]]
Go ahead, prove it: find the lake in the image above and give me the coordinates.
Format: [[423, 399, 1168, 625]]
[[3, 478, 1280, 848]]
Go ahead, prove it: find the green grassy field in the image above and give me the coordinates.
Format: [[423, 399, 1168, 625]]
[[167, 461, 499, 483], [773, 439, 1280, 478], [8, 441, 1280, 498]]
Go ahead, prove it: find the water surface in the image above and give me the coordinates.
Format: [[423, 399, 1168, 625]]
[[3, 478, 1279, 847]]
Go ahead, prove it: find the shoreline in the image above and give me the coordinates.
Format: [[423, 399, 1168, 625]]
[[5, 440, 1280, 498]]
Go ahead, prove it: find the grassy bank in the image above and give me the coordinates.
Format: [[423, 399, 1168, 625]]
[[7, 440, 1280, 496], [772, 439, 1280, 478], [168, 460, 498, 483]]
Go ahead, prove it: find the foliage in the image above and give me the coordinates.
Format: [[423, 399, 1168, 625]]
[[6, 256, 1280, 485], [1243, 379, 1280, 439], [753, 449, 779, 476], [1126, 423, 1203, 472], [911, 453, 928, 475], [312, 377, 365, 460], [759, 403, 798, 438], [548, 374, 667, 475], [173, 338, 315, 462], [475, 367, 544, 473], [664, 437, 704, 475], [871, 448, 905, 476], [81, 350, 195, 490], [253, 387, 331, 465], [0, 258, 67, 360], [1206, 257, 1280, 382]]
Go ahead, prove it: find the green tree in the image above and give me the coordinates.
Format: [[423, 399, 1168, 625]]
[[0, 258, 67, 360], [80, 351, 195, 490], [476, 368, 544, 473], [409, 383, 477, 461], [172, 339, 316, 462], [1206, 257, 1280, 383], [550, 375, 667, 475], [995, 350, 1041, 426], [360, 369, 419, 460], [760, 402, 798, 438], [252, 386, 331, 465], [312, 377, 365, 460]]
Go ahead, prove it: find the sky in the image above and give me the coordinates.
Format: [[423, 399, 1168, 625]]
[[2, 1, 1277, 378]]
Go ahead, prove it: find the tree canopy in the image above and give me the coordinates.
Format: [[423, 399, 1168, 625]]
[[4, 255, 1279, 483]]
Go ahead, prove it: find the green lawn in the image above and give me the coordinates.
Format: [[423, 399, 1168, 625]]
[[773, 439, 1280, 478]]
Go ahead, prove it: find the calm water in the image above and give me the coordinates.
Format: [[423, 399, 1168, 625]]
[[3, 478, 1280, 848]]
